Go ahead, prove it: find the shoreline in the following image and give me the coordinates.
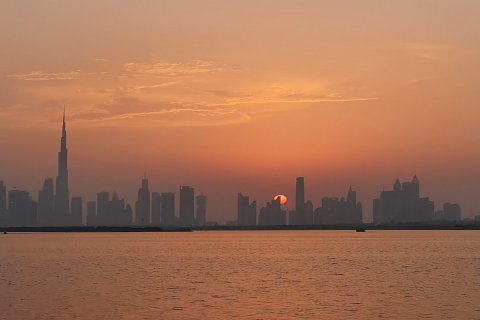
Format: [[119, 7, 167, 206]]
[[1, 223, 480, 232]]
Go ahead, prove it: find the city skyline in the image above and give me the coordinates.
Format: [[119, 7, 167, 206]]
[[0, 112, 473, 226], [1, 1, 480, 222]]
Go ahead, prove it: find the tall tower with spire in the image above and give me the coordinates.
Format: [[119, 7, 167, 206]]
[[54, 109, 70, 225]]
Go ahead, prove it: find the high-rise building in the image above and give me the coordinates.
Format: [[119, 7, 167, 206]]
[[0, 181, 6, 220], [86, 201, 96, 226], [110, 192, 130, 225], [70, 196, 83, 226], [292, 177, 314, 225], [443, 203, 461, 221], [258, 197, 286, 226], [8, 189, 37, 226], [179, 186, 195, 226], [135, 177, 150, 225], [161, 192, 175, 226], [96, 192, 110, 226], [196, 194, 207, 226], [125, 204, 133, 225], [373, 175, 434, 223], [151, 192, 162, 226], [314, 186, 363, 224], [295, 177, 305, 214], [38, 178, 54, 226], [54, 110, 70, 225], [237, 193, 257, 226]]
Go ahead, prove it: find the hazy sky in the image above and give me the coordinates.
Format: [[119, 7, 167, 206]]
[[1, 0, 480, 222]]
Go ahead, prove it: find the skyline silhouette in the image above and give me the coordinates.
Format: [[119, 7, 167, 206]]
[[2, 2, 480, 225], [0, 112, 476, 227]]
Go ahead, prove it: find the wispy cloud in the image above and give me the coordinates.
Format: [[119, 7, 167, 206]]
[[123, 82, 179, 93], [7, 70, 81, 81], [207, 96, 379, 107], [123, 60, 229, 77], [72, 106, 251, 127]]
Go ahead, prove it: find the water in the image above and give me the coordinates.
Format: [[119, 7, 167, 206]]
[[1, 231, 479, 319]]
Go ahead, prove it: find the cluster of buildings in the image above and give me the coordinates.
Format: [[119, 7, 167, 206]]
[[0, 113, 207, 227], [236, 175, 466, 226], [0, 112, 474, 228], [373, 176, 463, 223], [238, 177, 363, 226]]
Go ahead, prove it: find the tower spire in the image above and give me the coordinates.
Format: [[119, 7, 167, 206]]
[[55, 107, 70, 225]]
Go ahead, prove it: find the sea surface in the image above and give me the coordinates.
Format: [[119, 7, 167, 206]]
[[1, 231, 479, 319]]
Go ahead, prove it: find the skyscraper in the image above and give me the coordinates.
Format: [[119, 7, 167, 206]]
[[110, 192, 130, 225], [38, 178, 54, 226], [373, 175, 434, 223], [70, 196, 83, 226], [8, 189, 37, 226], [135, 177, 150, 225], [0, 181, 7, 222], [54, 110, 70, 225], [293, 177, 313, 225], [96, 192, 110, 226], [86, 201, 97, 226], [151, 192, 162, 226], [161, 192, 175, 226], [179, 186, 195, 226], [314, 186, 363, 224], [196, 194, 207, 226], [237, 193, 257, 226], [258, 197, 286, 226], [444, 203, 461, 221], [295, 177, 305, 214]]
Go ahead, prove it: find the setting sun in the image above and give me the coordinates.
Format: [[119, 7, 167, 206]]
[[273, 194, 288, 206]]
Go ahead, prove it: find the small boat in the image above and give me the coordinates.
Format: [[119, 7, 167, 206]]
[[355, 228, 366, 232]]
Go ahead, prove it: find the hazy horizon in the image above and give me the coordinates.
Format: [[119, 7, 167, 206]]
[[1, 1, 480, 222]]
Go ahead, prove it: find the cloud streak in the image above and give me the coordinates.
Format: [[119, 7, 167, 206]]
[[7, 70, 81, 81], [207, 96, 379, 107], [72, 106, 251, 127], [123, 60, 229, 77]]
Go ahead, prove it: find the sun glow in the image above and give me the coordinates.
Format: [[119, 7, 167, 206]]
[[273, 194, 288, 205]]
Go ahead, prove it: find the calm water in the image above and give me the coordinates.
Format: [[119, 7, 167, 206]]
[[1, 231, 479, 319]]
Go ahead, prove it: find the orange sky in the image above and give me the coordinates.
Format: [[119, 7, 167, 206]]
[[1, 1, 480, 222]]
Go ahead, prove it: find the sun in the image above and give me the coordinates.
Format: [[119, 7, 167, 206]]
[[273, 194, 288, 205]]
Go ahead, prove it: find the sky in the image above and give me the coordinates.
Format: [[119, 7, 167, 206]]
[[1, 0, 480, 222]]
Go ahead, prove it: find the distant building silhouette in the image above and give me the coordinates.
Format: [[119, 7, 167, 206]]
[[70, 196, 83, 226], [86, 201, 96, 226], [96, 192, 110, 226], [296, 177, 305, 214], [8, 189, 37, 226], [110, 192, 131, 225], [291, 177, 314, 225], [237, 193, 257, 226], [125, 204, 133, 224], [0, 181, 6, 222], [54, 110, 70, 226], [151, 192, 162, 226], [161, 192, 175, 226], [196, 194, 207, 226], [38, 178, 54, 226], [135, 177, 150, 226], [373, 175, 434, 223], [314, 186, 362, 224], [94, 192, 132, 226], [443, 203, 461, 221], [258, 197, 286, 226], [179, 186, 195, 226]]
